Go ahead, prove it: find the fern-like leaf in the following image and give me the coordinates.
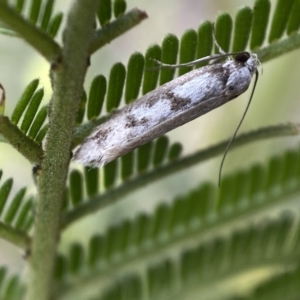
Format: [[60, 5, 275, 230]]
[[0, 0, 63, 38], [0, 171, 32, 249], [54, 207, 300, 299]]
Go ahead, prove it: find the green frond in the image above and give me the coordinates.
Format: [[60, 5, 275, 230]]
[[64, 138, 183, 225], [0, 267, 24, 300], [196, 21, 213, 67], [65, 121, 300, 229], [268, 0, 295, 43], [287, 0, 300, 35], [76, 91, 87, 125], [0, 177, 13, 215], [40, 0, 54, 31], [27, 104, 48, 140], [251, 0, 271, 50], [232, 7, 253, 52], [0, 79, 46, 163], [159, 34, 179, 85], [215, 12, 233, 53], [97, 0, 112, 26], [106, 62, 126, 112], [54, 208, 300, 299], [11, 79, 39, 125], [229, 264, 300, 300], [69, 170, 84, 207], [87, 235, 105, 268], [59, 144, 300, 294], [69, 243, 84, 274], [0, 0, 63, 38], [104, 160, 118, 189], [64, 140, 300, 233], [100, 274, 142, 300], [46, 11, 62, 38], [168, 142, 182, 161], [178, 29, 198, 76], [20, 88, 44, 134], [96, 0, 129, 27], [15, 0, 25, 13], [142, 44, 161, 95], [3, 187, 26, 224], [29, 0, 42, 25], [152, 136, 169, 167], [84, 167, 99, 197], [87, 75, 107, 120], [125, 52, 145, 104], [113, 0, 126, 18], [121, 152, 135, 180], [0, 171, 32, 249], [10, 79, 47, 141], [54, 254, 68, 281], [137, 141, 152, 173], [34, 123, 48, 144]]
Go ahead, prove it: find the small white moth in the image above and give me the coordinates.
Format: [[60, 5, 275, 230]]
[[74, 46, 260, 169]]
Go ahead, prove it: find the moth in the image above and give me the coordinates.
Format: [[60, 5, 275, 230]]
[[74, 43, 260, 170]]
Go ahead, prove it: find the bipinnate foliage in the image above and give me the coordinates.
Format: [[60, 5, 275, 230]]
[[0, 0, 300, 299]]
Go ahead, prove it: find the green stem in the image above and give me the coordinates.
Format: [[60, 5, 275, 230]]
[[90, 8, 148, 54], [61, 122, 300, 229], [0, 221, 30, 250], [0, 2, 61, 62], [25, 1, 99, 300], [0, 116, 43, 165], [257, 32, 300, 62]]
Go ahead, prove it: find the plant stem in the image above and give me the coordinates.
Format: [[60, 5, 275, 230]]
[[0, 116, 43, 165], [61, 123, 300, 229], [257, 32, 300, 62], [90, 8, 148, 54], [0, 2, 61, 62], [0, 221, 30, 250], [25, 1, 99, 300]]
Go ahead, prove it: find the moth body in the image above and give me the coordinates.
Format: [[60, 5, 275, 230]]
[[74, 53, 259, 167]]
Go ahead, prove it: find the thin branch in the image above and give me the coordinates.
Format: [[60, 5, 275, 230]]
[[25, 1, 99, 300], [0, 116, 43, 165], [257, 32, 300, 62], [0, 221, 30, 250], [0, 2, 61, 62], [90, 8, 148, 54], [62, 122, 300, 229]]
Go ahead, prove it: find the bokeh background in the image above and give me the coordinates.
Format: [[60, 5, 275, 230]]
[[1, 0, 300, 280]]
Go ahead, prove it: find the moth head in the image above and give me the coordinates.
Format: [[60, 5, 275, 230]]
[[246, 53, 261, 75]]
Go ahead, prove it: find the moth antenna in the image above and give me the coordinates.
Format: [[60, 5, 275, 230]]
[[211, 24, 228, 57], [218, 69, 259, 187], [259, 60, 263, 74], [148, 25, 251, 71], [148, 51, 245, 71]]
